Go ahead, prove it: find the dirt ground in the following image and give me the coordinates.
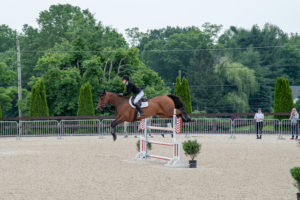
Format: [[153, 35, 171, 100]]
[[0, 134, 299, 200]]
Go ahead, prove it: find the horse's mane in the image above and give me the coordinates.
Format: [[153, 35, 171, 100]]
[[107, 92, 128, 99]]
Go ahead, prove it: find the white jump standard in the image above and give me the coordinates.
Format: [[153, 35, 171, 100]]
[[136, 110, 187, 168]]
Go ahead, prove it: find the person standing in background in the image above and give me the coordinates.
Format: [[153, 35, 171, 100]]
[[254, 108, 264, 139], [290, 108, 299, 140]]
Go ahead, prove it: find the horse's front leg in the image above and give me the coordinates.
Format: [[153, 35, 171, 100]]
[[111, 119, 121, 141]]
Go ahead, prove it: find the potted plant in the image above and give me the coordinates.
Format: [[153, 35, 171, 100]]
[[183, 140, 201, 168], [290, 167, 300, 200], [136, 140, 152, 152]]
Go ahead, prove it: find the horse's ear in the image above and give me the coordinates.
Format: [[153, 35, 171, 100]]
[[100, 89, 106, 97]]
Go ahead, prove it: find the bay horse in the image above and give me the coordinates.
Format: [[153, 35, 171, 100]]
[[97, 90, 191, 141]]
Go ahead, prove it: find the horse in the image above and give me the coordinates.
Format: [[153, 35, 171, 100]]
[[97, 90, 191, 141]]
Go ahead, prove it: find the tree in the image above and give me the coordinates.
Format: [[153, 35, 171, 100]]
[[0, 25, 16, 52], [174, 76, 192, 113], [273, 77, 294, 119], [279, 43, 300, 85], [181, 77, 192, 113], [214, 57, 258, 113], [0, 105, 2, 118], [0, 62, 17, 116], [29, 79, 49, 117], [295, 99, 300, 112], [0, 62, 16, 87], [43, 68, 82, 116], [174, 76, 182, 97], [77, 82, 95, 116]]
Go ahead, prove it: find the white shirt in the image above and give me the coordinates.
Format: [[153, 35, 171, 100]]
[[255, 113, 264, 122]]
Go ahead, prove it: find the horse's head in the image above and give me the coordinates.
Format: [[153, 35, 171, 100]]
[[97, 90, 109, 112]]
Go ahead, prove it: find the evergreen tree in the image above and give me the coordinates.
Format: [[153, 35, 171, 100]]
[[174, 76, 182, 97], [274, 77, 294, 120], [174, 76, 192, 113], [29, 79, 49, 117], [77, 82, 95, 116], [181, 77, 192, 113]]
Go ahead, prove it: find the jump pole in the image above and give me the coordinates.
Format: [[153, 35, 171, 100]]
[[136, 110, 187, 168]]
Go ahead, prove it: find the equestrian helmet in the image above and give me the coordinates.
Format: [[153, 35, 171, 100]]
[[122, 75, 130, 81]]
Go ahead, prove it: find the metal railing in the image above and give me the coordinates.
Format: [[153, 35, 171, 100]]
[[0, 121, 18, 137], [1, 118, 299, 139], [181, 118, 232, 134], [231, 119, 281, 138], [60, 119, 101, 138], [101, 119, 141, 136], [19, 120, 59, 137]]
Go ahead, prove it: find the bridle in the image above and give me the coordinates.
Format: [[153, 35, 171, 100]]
[[98, 95, 107, 110]]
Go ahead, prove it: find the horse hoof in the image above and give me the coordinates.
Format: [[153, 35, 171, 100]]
[[112, 133, 117, 141]]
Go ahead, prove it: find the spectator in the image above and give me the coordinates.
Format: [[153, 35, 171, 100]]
[[290, 108, 299, 140], [254, 108, 264, 139]]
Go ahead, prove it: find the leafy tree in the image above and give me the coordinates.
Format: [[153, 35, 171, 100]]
[[43, 68, 82, 116], [0, 105, 2, 118], [0, 62, 17, 116], [0, 25, 16, 52], [77, 82, 95, 116], [125, 27, 146, 47], [0, 62, 16, 87], [279, 43, 300, 85], [29, 79, 49, 117], [295, 99, 300, 112], [214, 57, 258, 113], [273, 77, 294, 119]]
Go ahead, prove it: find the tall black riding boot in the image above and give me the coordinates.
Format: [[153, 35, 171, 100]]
[[135, 103, 144, 117]]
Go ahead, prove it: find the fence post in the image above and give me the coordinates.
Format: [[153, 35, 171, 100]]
[[16, 122, 21, 140], [278, 120, 284, 140], [230, 119, 235, 139], [58, 122, 62, 140], [98, 120, 103, 139], [18, 121, 22, 139], [212, 119, 217, 133]]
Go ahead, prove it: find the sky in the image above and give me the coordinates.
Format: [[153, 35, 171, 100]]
[[1, 0, 300, 36]]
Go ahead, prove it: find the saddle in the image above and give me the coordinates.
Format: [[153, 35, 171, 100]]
[[129, 96, 149, 108]]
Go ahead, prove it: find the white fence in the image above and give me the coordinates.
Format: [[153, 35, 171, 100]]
[[19, 120, 59, 137], [0, 121, 18, 137], [60, 119, 101, 138], [0, 118, 298, 139]]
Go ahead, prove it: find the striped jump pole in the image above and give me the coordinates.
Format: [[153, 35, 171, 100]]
[[136, 110, 187, 168]]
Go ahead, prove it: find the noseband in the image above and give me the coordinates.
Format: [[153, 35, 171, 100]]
[[99, 95, 107, 110]]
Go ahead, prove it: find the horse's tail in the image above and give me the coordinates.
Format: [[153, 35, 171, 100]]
[[167, 94, 191, 122]]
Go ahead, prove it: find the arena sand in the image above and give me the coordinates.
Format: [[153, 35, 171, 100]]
[[0, 134, 299, 200]]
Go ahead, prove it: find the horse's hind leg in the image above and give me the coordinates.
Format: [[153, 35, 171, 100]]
[[176, 109, 191, 122]]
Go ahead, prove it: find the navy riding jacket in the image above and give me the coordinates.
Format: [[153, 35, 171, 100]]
[[123, 81, 141, 96]]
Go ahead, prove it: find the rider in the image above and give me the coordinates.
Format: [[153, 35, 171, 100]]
[[120, 75, 144, 117]]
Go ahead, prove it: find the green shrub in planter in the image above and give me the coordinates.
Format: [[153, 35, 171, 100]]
[[136, 140, 152, 152], [290, 167, 300, 191], [183, 140, 201, 160]]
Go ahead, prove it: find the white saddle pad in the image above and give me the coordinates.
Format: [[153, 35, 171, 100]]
[[129, 97, 149, 108]]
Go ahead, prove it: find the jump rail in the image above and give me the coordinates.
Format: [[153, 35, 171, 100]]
[[136, 110, 187, 168]]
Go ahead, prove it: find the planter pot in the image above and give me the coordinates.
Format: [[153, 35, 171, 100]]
[[297, 193, 300, 200], [189, 160, 197, 168]]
